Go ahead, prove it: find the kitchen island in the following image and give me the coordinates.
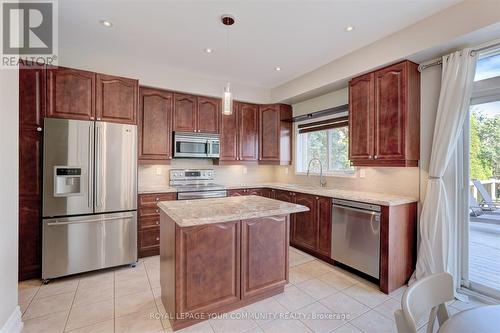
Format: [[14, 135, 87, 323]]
[[157, 195, 309, 330]]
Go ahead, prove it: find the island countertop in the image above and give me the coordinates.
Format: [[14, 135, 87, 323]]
[[157, 195, 309, 227]]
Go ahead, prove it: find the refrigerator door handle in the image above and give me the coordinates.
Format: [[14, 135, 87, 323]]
[[88, 124, 92, 209], [95, 123, 101, 208]]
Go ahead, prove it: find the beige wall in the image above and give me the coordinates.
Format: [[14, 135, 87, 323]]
[[0, 69, 20, 330], [292, 88, 348, 117]]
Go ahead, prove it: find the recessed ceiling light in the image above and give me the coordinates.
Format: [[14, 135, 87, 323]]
[[100, 20, 113, 28], [205, 48, 213, 54], [345, 26, 354, 32], [275, 66, 281, 71]]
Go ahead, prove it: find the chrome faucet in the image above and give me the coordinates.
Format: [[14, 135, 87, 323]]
[[306, 158, 327, 187]]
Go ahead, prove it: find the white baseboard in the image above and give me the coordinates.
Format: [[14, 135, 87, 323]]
[[0, 306, 23, 333]]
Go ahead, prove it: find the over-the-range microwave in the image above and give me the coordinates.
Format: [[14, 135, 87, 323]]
[[173, 132, 220, 159]]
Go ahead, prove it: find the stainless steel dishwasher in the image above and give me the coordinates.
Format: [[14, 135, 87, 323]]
[[331, 198, 381, 279]]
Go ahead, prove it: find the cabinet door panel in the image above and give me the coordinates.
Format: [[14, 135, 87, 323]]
[[20, 66, 45, 128], [47, 67, 95, 120], [317, 197, 332, 257], [220, 102, 238, 161], [238, 103, 259, 161], [241, 216, 288, 299], [96, 74, 138, 124], [176, 222, 240, 314], [138, 88, 173, 161], [349, 73, 374, 160], [19, 129, 42, 198], [197, 96, 220, 133], [374, 63, 406, 160], [173, 93, 197, 132], [274, 190, 294, 203], [19, 198, 41, 279], [259, 105, 280, 161], [292, 193, 318, 251]]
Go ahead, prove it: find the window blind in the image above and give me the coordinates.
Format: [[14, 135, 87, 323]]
[[297, 116, 348, 134]]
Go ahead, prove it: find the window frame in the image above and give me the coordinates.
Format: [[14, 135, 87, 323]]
[[294, 117, 356, 178]]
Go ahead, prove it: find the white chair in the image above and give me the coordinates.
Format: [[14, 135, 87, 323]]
[[394, 272, 454, 333]]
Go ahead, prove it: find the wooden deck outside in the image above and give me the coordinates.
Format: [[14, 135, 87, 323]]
[[469, 212, 500, 291]]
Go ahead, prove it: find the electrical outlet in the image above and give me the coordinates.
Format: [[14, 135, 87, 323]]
[[155, 167, 162, 176]]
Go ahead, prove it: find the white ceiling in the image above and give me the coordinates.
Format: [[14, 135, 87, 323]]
[[59, 0, 461, 89]]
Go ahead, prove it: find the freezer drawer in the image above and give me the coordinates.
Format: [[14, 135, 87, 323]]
[[42, 212, 137, 279]]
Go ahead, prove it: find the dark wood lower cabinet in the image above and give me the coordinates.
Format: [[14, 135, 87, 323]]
[[176, 222, 241, 314], [138, 192, 176, 257], [292, 193, 318, 252], [241, 216, 288, 299], [19, 198, 42, 280], [160, 214, 289, 331]]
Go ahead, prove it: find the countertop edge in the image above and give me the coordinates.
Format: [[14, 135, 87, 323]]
[[140, 183, 418, 206]]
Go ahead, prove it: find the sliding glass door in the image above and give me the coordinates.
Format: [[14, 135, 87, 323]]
[[463, 50, 500, 299]]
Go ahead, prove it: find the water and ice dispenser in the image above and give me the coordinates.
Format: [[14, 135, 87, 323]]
[[53, 167, 82, 197]]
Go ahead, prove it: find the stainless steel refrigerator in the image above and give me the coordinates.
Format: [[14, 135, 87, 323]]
[[42, 118, 138, 281]]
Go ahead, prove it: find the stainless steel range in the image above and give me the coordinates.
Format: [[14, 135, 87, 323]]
[[170, 169, 227, 200]]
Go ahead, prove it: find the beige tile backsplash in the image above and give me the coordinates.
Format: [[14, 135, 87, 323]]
[[139, 159, 419, 198]]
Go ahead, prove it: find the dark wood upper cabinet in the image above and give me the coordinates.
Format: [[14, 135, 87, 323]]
[[173, 93, 197, 132], [138, 87, 173, 163], [47, 66, 96, 120], [349, 73, 374, 161], [197, 96, 220, 133], [349, 60, 420, 167], [219, 102, 258, 163], [375, 62, 412, 161], [96, 74, 138, 124], [20, 66, 45, 128], [259, 104, 292, 165], [220, 103, 239, 161], [238, 102, 259, 161]]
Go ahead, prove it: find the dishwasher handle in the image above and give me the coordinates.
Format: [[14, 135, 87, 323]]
[[332, 204, 381, 218]]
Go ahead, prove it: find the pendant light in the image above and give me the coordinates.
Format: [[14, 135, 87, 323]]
[[221, 14, 235, 115]]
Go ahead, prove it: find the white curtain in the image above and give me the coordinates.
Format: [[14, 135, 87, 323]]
[[414, 49, 477, 290]]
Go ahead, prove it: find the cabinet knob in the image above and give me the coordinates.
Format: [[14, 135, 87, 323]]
[[156, 221, 159, 225], [374, 155, 378, 159], [156, 237, 159, 241], [350, 161, 354, 166], [369, 155, 373, 159], [36, 127, 42, 132], [316, 196, 319, 200], [155, 209, 159, 213], [90, 117, 95, 120], [155, 197, 159, 201], [97, 117, 101, 121]]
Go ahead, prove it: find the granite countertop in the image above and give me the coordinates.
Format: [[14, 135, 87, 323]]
[[157, 195, 309, 227], [140, 182, 418, 206]]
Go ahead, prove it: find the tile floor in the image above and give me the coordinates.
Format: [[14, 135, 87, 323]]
[[19, 247, 487, 333]]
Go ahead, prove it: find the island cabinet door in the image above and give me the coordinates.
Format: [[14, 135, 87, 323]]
[[241, 216, 289, 299], [176, 221, 241, 315]]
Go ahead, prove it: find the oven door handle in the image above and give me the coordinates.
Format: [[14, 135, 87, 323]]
[[177, 190, 227, 200], [332, 204, 381, 217]]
